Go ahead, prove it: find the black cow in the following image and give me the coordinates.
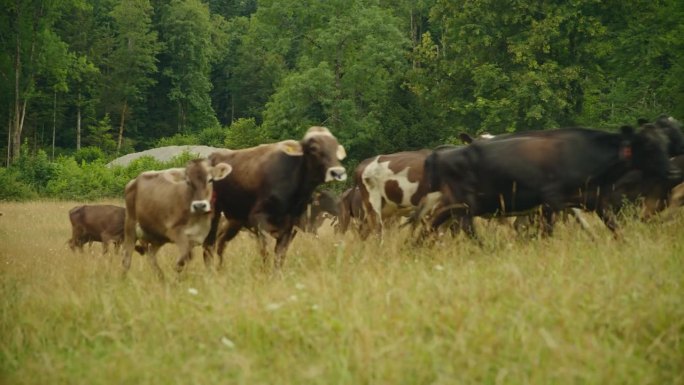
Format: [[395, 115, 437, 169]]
[[421, 126, 673, 239]]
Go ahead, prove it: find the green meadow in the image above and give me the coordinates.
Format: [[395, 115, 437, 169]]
[[1, 201, 682, 385]]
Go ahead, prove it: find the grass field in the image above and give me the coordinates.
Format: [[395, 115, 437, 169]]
[[1, 200, 683, 385]]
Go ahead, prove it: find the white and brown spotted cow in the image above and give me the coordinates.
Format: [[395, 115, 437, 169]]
[[354, 150, 443, 238], [122, 158, 232, 278]]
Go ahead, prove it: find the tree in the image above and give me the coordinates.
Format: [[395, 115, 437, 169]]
[[107, 0, 160, 153], [407, 0, 611, 135], [160, 0, 221, 132], [259, 0, 410, 160], [1, 0, 76, 163]]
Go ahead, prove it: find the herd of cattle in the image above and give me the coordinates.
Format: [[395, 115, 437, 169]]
[[67, 118, 684, 277]]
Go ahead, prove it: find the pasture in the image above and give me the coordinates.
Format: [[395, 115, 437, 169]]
[[1, 201, 683, 384]]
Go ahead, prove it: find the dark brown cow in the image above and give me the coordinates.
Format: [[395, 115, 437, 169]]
[[335, 186, 365, 234], [355, 150, 444, 238], [204, 126, 346, 267], [122, 159, 232, 278], [68, 205, 127, 254]]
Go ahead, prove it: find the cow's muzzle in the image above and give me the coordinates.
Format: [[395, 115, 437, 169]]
[[326, 167, 347, 182], [191, 200, 211, 213]]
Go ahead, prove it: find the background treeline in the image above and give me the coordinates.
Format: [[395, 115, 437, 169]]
[[1, 0, 683, 200]]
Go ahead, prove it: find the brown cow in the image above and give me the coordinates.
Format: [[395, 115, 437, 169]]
[[122, 159, 232, 278], [335, 186, 365, 234], [68, 205, 127, 254], [355, 149, 445, 238], [204, 126, 346, 268]]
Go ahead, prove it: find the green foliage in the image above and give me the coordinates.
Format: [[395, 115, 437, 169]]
[[0, 168, 37, 201], [161, 0, 221, 132], [155, 133, 199, 147], [224, 118, 268, 149], [84, 114, 118, 154], [2, 0, 684, 175], [73, 146, 107, 164], [0, 148, 207, 201], [13, 148, 57, 194]]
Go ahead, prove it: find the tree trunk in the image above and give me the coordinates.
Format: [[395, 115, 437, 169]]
[[7, 111, 11, 167], [11, 24, 22, 162], [76, 91, 81, 151], [117, 99, 128, 154], [52, 90, 56, 160]]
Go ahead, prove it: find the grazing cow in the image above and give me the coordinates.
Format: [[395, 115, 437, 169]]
[[122, 159, 232, 278], [335, 186, 365, 234], [204, 126, 346, 268], [68, 205, 127, 254], [297, 190, 340, 234], [355, 149, 446, 238], [421, 126, 673, 240]]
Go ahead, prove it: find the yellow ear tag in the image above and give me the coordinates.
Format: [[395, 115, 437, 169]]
[[281, 140, 303, 156]]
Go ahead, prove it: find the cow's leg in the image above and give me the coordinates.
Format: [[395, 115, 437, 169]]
[[256, 230, 270, 264], [202, 210, 222, 266], [213, 220, 244, 268], [540, 206, 555, 237], [174, 239, 193, 274], [359, 183, 383, 239], [146, 243, 165, 280], [122, 218, 138, 275], [596, 205, 622, 239], [274, 227, 297, 269]]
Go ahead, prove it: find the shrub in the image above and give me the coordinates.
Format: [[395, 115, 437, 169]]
[[0, 167, 38, 201], [73, 146, 106, 164], [14, 149, 57, 194], [156, 133, 198, 147], [225, 118, 269, 149]]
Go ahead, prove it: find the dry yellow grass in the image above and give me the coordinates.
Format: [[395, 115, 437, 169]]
[[1, 200, 683, 384]]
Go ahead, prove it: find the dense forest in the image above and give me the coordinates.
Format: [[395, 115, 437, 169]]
[[2, 0, 683, 167]]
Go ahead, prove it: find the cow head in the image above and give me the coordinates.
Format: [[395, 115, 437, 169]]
[[300, 126, 347, 183], [183, 159, 232, 214], [655, 115, 684, 156], [622, 125, 672, 180]]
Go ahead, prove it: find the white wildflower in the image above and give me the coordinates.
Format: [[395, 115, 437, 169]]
[[434, 264, 445, 271], [188, 288, 199, 296], [220, 336, 235, 349], [266, 302, 282, 311], [295, 283, 306, 290]]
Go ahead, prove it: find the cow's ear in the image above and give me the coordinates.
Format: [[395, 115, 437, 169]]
[[620, 125, 635, 137], [279, 140, 304, 156], [212, 162, 232, 181], [337, 145, 347, 160], [459, 133, 474, 144], [163, 168, 187, 184]]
